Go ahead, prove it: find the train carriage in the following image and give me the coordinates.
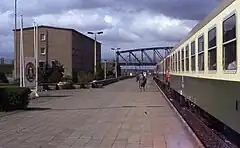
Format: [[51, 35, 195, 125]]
[[156, 0, 240, 140]]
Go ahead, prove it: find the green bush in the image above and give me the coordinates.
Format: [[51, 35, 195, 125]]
[[0, 86, 31, 111], [94, 67, 104, 80], [12, 78, 20, 85], [0, 72, 9, 83], [61, 75, 72, 82]]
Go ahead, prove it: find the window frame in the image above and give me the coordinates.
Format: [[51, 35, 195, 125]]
[[198, 34, 204, 72], [185, 44, 189, 71], [178, 50, 181, 72], [175, 53, 177, 72], [222, 12, 237, 73], [40, 34, 46, 41], [181, 48, 184, 72], [191, 41, 196, 72], [208, 26, 217, 72], [40, 47, 46, 55]]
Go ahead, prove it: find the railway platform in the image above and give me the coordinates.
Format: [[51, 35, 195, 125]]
[[0, 78, 203, 148]]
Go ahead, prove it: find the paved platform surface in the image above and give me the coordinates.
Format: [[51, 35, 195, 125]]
[[0, 78, 198, 148]]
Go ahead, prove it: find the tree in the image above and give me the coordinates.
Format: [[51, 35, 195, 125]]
[[94, 66, 104, 80], [0, 72, 9, 83], [38, 60, 64, 84]]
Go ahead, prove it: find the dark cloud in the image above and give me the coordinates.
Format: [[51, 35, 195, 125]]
[[4, 0, 221, 21], [17, 0, 114, 17], [0, 0, 222, 59], [119, 0, 220, 21]]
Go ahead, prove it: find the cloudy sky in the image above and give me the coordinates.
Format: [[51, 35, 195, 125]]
[[0, 0, 221, 60]]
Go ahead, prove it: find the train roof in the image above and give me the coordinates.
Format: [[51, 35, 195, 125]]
[[170, 0, 235, 54]]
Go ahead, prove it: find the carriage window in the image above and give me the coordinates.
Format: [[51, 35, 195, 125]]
[[173, 54, 175, 71], [191, 41, 196, 71], [175, 53, 177, 72], [178, 51, 180, 72], [170, 56, 172, 72], [198, 35, 204, 71], [208, 27, 217, 70], [167, 57, 170, 71], [186, 45, 189, 71], [181, 48, 184, 71], [223, 14, 236, 70]]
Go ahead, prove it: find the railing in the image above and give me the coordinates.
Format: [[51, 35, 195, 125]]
[[91, 76, 135, 87], [37, 75, 135, 90]]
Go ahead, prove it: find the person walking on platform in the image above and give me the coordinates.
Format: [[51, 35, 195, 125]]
[[166, 69, 172, 100], [136, 73, 140, 88], [139, 73, 147, 92]]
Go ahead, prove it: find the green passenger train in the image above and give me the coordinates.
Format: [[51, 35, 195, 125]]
[[155, 0, 240, 137]]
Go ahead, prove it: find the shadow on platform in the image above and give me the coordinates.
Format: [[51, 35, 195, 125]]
[[23, 107, 52, 111]]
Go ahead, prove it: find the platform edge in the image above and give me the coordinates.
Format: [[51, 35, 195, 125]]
[[153, 80, 205, 148]]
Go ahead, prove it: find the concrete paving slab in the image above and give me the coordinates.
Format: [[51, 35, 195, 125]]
[[0, 77, 200, 148]]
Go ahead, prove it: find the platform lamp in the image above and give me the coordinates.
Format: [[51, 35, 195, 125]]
[[111, 47, 120, 78], [87, 31, 103, 76]]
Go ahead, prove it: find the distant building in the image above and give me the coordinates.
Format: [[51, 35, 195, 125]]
[[0, 58, 4, 64], [14, 25, 101, 79], [0, 58, 13, 65]]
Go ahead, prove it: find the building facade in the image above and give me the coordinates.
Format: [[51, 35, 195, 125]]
[[14, 25, 101, 79]]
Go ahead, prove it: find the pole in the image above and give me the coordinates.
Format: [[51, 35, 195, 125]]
[[35, 25, 39, 92], [33, 23, 36, 65], [115, 50, 117, 78], [94, 33, 97, 76], [19, 15, 22, 87], [125, 62, 127, 76], [104, 60, 107, 79], [14, 0, 17, 79], [21, 15, 25, 87]]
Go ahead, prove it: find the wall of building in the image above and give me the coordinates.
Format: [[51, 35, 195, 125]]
[[42, 27, 72, 76], [15, 29, 34, 78], [15, 26, 72, 78], [72, 31, 101, 74]]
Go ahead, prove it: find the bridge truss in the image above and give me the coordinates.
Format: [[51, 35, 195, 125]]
[[116, 47, 173, 66]]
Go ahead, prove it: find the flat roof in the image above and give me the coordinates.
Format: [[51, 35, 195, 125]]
[[171, 0, 235, 53], [14, 25, 102, 44]]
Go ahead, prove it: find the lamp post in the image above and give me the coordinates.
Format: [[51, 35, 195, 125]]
[[111, 47, 120, 78], [14, 0, 17, 79], [104, 60, 107, 80], [87, 31, 103, 76]]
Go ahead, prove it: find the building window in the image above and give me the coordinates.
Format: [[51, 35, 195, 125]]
[[181, 48, 184, 71], [198, 35, 204, 71], [40, 34, 46, 41], [223, 14, 236, 70], [39, 61, 45, 69], [186, 45, 189, 71], [40, 47, 46, 55], [208, 27, 217, 70], [191, 41, 196, 71]]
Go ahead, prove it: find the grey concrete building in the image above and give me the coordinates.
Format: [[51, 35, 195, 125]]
[[14, 25, 101, 79]]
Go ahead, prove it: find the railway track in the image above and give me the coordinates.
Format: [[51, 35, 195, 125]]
[[153, 77, 239, 148]]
